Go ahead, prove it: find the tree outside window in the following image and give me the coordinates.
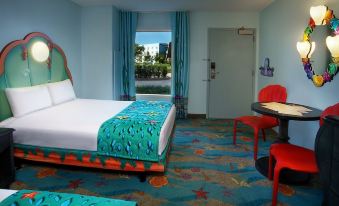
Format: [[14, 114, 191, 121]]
[[135, 32, 171, 95]]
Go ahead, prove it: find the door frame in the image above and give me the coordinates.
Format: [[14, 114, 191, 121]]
[[206, 28, 257, 119]]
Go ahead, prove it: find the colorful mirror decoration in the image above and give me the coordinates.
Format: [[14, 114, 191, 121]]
[[297, 6, 339, 87]]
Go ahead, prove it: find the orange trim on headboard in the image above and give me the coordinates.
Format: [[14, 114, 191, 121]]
[[0, 32, 73, 82]]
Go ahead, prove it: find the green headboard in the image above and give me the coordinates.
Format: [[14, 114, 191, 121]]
[[0, 32, 73, 121]]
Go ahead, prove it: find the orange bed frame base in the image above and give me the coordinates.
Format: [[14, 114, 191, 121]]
[[14, 148, 165, 172], [14, 124, 175, 173]]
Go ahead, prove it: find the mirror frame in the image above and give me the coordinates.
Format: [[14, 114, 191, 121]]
[[299, 8, 339, 87]]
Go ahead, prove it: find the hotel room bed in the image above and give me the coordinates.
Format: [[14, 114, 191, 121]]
[[0, 98, 176, 172], [0, 32, 176, 175], [0, 189, 137, 206], [0, 99, 175, 155]]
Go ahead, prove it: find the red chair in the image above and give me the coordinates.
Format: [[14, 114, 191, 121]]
[[269, 103, 339, 206], [233, 85, 287, 160]]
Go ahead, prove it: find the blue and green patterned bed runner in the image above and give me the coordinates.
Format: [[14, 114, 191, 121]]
[[1, 190, 136, 206], [97, 100, 173, 162]]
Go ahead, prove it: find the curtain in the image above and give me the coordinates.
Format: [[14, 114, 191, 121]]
[[171, 12, 190, 119], [118, 11, 138, 101]]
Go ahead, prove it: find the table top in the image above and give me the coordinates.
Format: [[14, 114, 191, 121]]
[[251, 102, 322, 121]]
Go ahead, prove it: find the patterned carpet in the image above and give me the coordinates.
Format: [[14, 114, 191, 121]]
[[10, 119, 323, 206]]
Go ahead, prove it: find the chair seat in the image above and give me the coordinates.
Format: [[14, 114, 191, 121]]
[[271, 143, 318, 173], [236, 115, 278, 129], [269, 103, 339, 206]]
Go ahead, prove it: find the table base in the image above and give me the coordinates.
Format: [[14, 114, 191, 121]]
[[255, 156, 311, 185]]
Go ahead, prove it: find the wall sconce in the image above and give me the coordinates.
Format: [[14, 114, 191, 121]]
[[296, 41, 316, 61], [31, 41, 50, 62], [326, 35, 339, 63], [310, 5, 328, 25]]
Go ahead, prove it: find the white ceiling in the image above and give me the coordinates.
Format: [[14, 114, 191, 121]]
[[72, 0, 274, 12]]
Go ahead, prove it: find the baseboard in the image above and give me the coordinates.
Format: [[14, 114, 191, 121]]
[[187, 114, 206, 119]]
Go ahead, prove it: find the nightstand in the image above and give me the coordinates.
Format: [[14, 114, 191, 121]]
[[0, 128, 15, 188]]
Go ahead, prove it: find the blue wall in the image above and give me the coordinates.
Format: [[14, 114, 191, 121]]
[[259, 0, 339, 149], [80, 6, 121, 100], [81, 6, 114, 99], [0, 0, 82, 94], [137, 12, 171, 31]]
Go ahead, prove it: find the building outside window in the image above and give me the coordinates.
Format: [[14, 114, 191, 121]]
[[135, 32, 171, 96]]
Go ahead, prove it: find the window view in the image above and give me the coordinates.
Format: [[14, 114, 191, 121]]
[[135, 32, 171, 95]]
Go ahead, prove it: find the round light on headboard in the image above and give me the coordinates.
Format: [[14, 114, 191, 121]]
[[31, 41, 49, 62]]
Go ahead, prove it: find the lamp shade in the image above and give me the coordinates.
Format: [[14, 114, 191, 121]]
[[31, 41, 49, 62], [310, 5, 327, 25], [297, 41, 316, 59], [326, 35, 339, 58]]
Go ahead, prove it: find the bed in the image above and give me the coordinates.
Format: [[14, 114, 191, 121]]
[[0, 189, 137, 206], [0, 32, 176, 178]]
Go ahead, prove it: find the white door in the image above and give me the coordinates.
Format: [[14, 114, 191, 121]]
[[207, 28, 255, 119]]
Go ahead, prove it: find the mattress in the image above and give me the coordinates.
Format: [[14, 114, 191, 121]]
[[0, 99, 176, 155], [0, 189, 16, 202]]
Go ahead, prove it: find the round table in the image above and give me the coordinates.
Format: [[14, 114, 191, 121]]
[[251, 102, 322, 184]]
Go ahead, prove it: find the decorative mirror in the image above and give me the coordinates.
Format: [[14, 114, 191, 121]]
[[311, 25, 332, 77], [296, 5, 339, 87]]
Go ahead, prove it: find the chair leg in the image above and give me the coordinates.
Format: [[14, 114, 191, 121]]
[[261, 129, 266, 141], [268, 150, 274, 180], [272, 165, 282, 206], [253, 128, 259, 160], [233, 120, 238, 145]]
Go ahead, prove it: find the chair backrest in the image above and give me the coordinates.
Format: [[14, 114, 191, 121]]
[[320, 103, 339, 126], [258, 85, 287, 103], [258, 85, 287, 123]]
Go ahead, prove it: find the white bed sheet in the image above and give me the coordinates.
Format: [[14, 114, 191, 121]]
[[0, 99, 176, 155], [0, 189, 17, 202]]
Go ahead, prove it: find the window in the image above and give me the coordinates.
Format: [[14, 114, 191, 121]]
[[135, 32, 171, 95]]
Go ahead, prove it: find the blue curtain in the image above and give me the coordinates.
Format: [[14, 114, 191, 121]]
[[171, 12, 190, 119], [118, 11, 138, 101]]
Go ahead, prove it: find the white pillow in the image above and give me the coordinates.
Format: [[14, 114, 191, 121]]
[[5, 85, 52, 117], [47, 79, 76, 105]]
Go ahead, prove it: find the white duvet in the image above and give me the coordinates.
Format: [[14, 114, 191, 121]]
[[0, 189, 16, 202], [0, 99, 176, 155]]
